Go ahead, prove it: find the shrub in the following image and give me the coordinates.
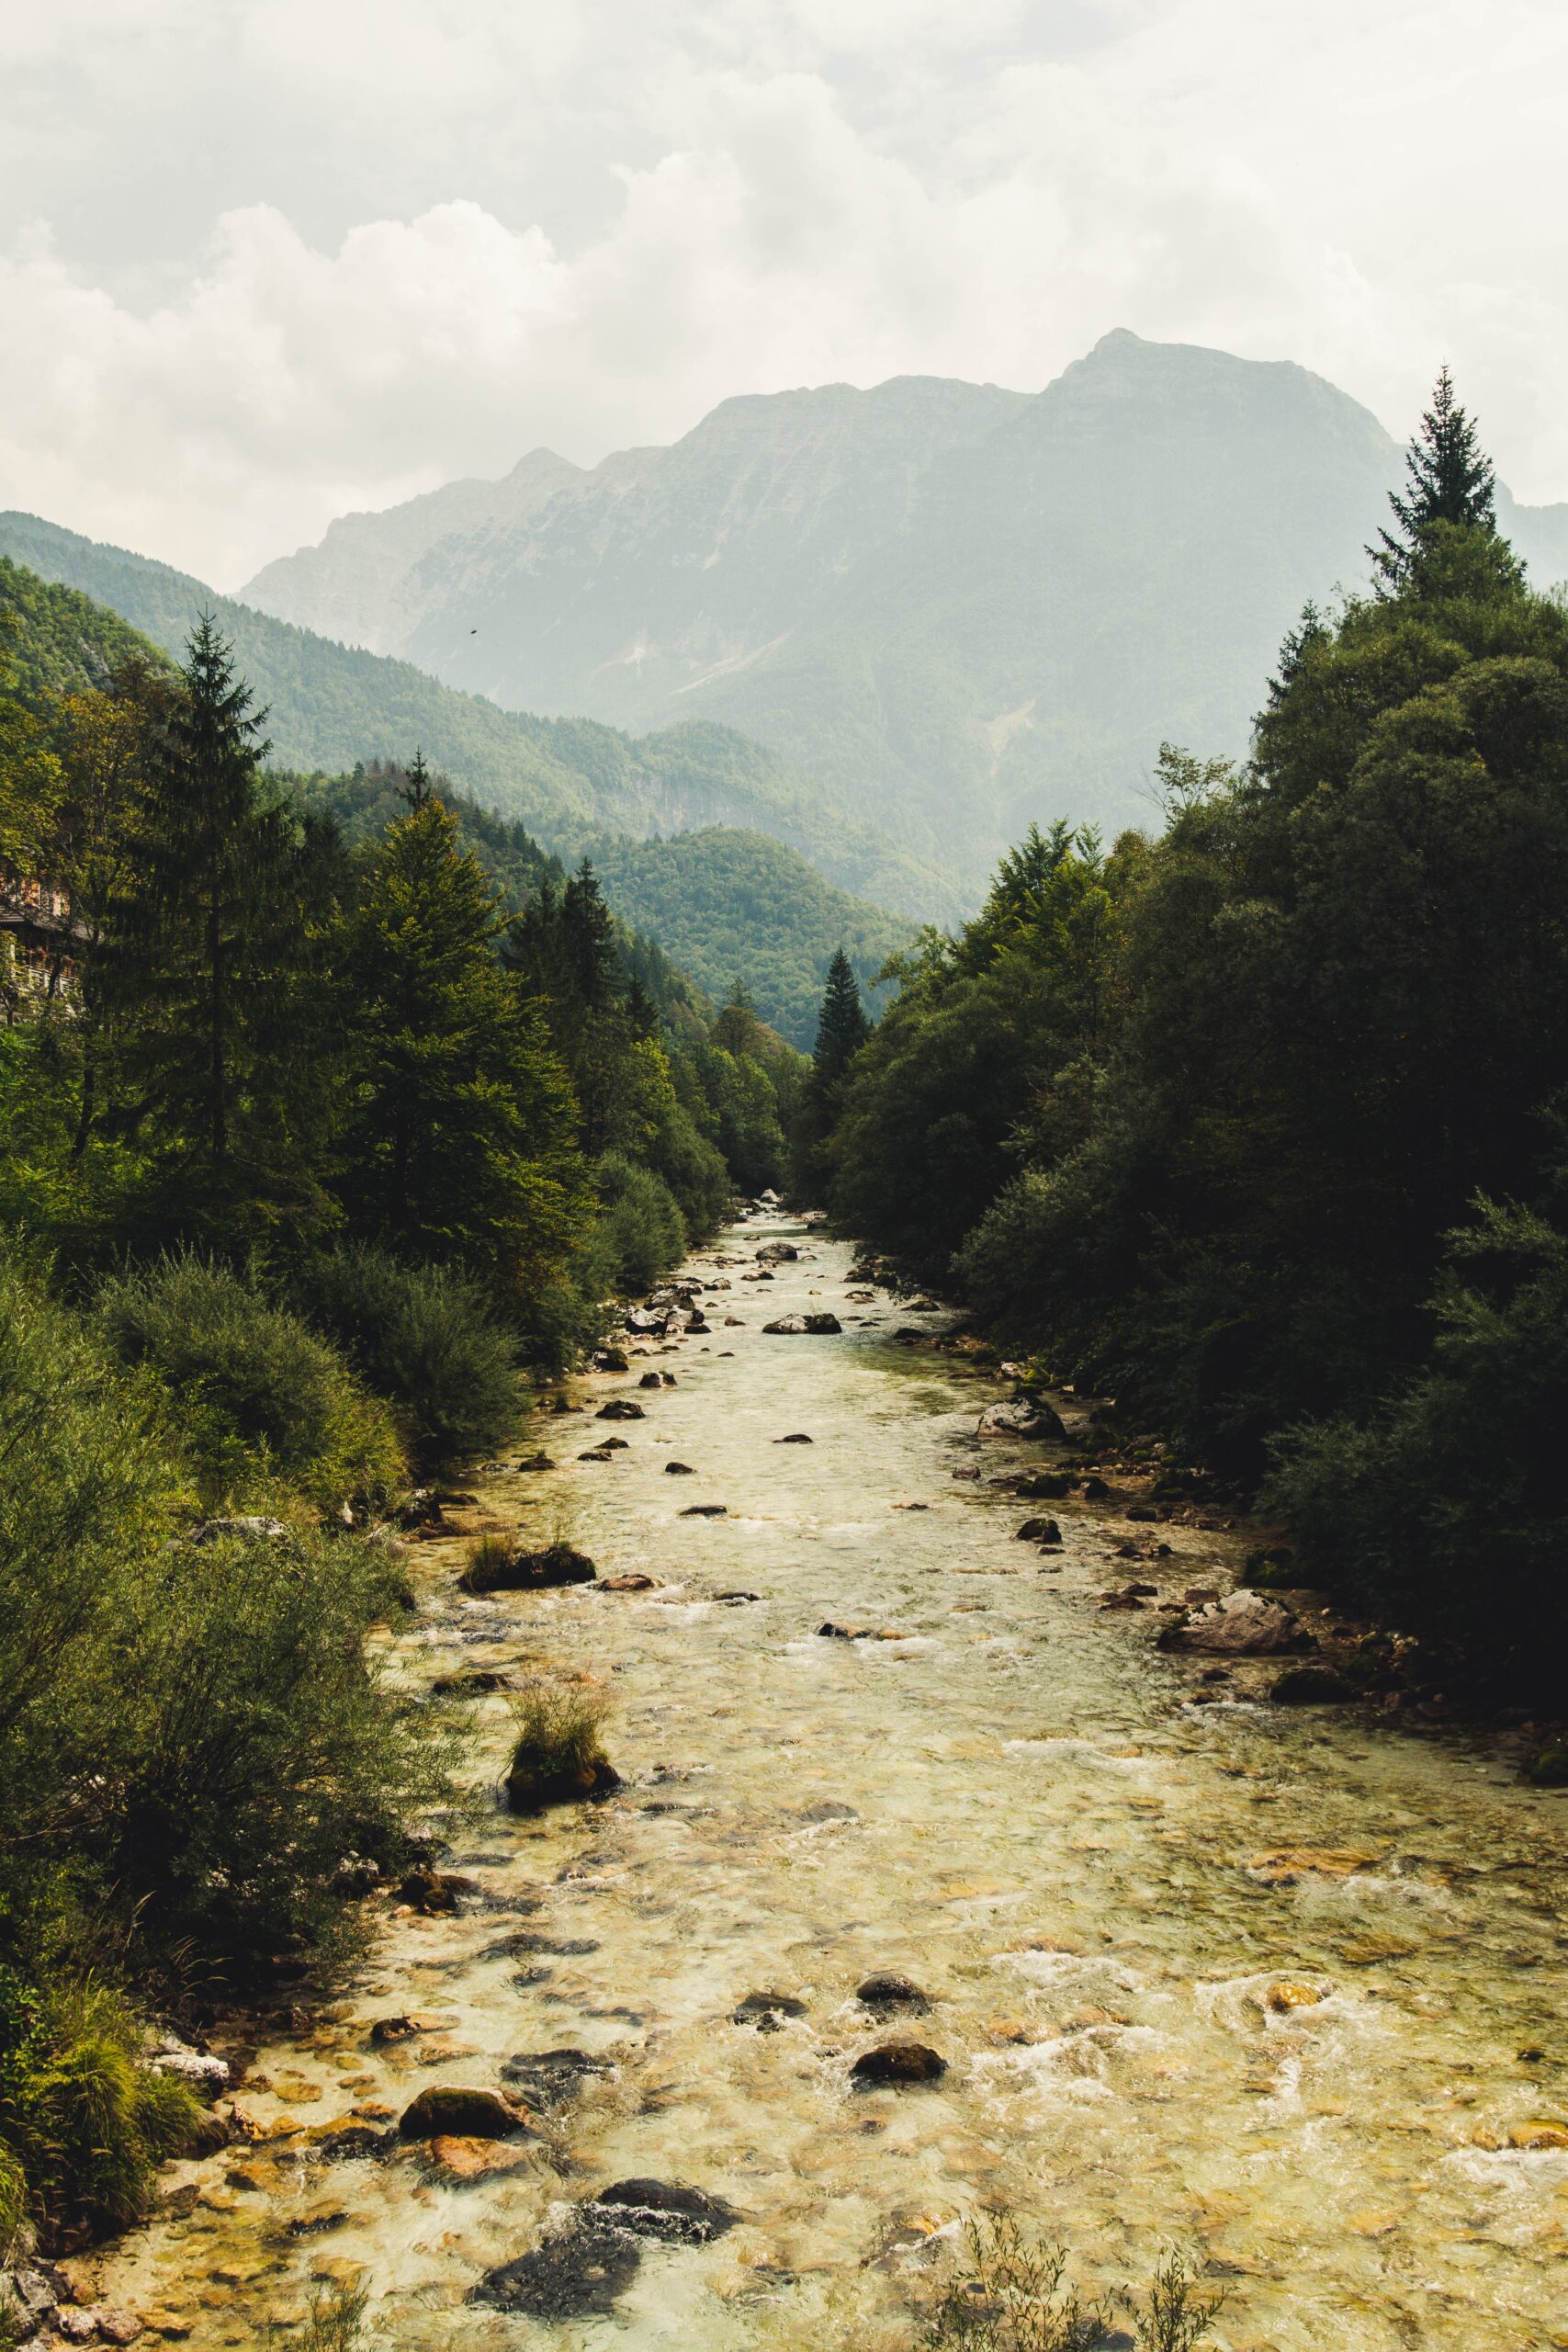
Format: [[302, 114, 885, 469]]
[[592, 1154, 686, 1293], [300, 1243, 521, 1472], [503, 1683, 617, 1812], [293, 2281, 372, 2352], [0, 1250, 173, 1855], [94, 1252, 405, 1510], [104, 1527, 452, 1971]]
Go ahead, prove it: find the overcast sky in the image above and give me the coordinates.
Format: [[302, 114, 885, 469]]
[[3, 0, 1564, 588]]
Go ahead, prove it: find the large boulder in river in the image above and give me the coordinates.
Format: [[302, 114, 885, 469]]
[[400, 2086, 526, 2140], [855, 1973, 931, 2014], [851, 2041, 947, 2086], [757, 1242, 798, 1262], [977, 1398, 1067, 1442], [764, 1312, 841, 1335], [588, 2179, 742, 2243], [460, 1542, 596, 1595], [596, 1398, 645, 1420], [1161, 1590, 1304, 1656]]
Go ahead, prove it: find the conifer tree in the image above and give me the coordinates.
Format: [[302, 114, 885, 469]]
[[107, 617, 337, 1232], [339, 797, 589, 1295], [1373, 367, 1498, 591], [813, 949, 869, 1088]]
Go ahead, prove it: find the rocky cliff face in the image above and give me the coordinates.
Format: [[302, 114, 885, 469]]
[[244, 333, 1568, 894]]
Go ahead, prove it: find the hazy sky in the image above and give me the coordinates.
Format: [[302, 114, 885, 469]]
[[4, 0, 1565, 587]]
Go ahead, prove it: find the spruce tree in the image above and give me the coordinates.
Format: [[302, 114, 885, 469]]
[[1373, 367, 1498, 590], [813, 949, 869, 1088], [107, 617, 336, 1233], [339, 798, 589, 1295]]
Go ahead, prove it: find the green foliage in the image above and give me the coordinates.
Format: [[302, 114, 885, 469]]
[[0, 1969, 197, 2252], [832, 826, 1119, 1276], [94, 1253, 405, 1512], [0, 559, 167, 714], [590, 1151, 688, 1293], [300, 1243, 521, 1473], [583, 827, 908, 1046], [921, 2217, 1106, 2352], [829, 384, 1568, 1680], [289, 2281, 372, 2352], [337, 798, 592, 1312], [1266, 1188, 1568, 1671], [105, 1523, 445, 1967], [503, 1681, 615, 1813], [1374, 366, 1499, 593]]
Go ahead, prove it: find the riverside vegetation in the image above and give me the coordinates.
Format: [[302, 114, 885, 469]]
[[818, 375, 1568, 1706], [0, 595, 803, 2261]]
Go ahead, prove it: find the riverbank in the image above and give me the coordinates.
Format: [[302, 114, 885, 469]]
[[61, 1217, 1568, 2351]]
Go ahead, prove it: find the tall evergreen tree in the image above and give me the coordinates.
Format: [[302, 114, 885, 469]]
[[813, 949, 869, 1087], [107, 617, 338, 1233], [1373, 366, 1498, 590], [339, 797, 590, 1296]]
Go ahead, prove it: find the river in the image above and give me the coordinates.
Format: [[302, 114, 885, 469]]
[[96, 1218, 1568, 2351]]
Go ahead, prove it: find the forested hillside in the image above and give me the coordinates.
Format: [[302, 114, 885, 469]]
[[821, 374, 1568, 1697], [582, 828, 908, 1046], [0, 511, 949, 921], [0, 558, 890, 1037]]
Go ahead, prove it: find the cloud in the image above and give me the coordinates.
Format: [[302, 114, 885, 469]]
[[1, 1, 1564, 586]]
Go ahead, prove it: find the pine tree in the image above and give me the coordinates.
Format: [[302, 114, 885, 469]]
[[339, 798, 590, 1294], [813, 949, 869, 1088], [1267, 601, 1329, 707], [1373, 367, 1498, 590]]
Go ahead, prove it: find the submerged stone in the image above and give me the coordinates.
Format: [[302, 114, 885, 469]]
[[856, 1973, 931, 2013], [398, 2086, 525, 2140], [470, 2221, 642, 2319], [851, 2041, 947, 2085], [589, 2179, 742, 2242]]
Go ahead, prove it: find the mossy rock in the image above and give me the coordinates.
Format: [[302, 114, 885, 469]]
[[461, 1543, 596, 1595], [1525, 1743, 1568, 1787], [504, 1747, 621, 1813]]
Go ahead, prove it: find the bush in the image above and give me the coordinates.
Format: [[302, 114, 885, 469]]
[[300, 1243, 521, 1472], [95, 1252, 405, 1511], [503, 1682, 617, 1812], [104, 1526, 452, 1969], [592, 1153, 686, 1293]]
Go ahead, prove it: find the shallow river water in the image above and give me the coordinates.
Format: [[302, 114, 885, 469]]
[[99, 1220, 1568, 2350]]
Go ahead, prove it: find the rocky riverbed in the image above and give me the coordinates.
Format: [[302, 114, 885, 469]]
[[73, 1218, 1568, 2350]]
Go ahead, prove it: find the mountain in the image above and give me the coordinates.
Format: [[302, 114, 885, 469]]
[[0, 512, 952, 922], [245, 332, 1568, 896]]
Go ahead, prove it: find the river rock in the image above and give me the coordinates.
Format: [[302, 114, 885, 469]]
[[187, 1514, 288, 1544], [516, 1453, 554, 1472], [148, 2041, 230, 2098], [680, 1503, 727, 1517], [804, 1312, 842, 1333], [731, 1990, 807, 2030], [592, 1346, 629, 1373], [397, 1865, 476, 1912], [855, 1973, 931, 2014], [470, 2221, 643, 2320], [460, 1543, 596, 1594], [1016, 1517, 1062, 1544], [398, 2086, 525, 2140], [589, 2180, 742, 2243], [369, 2011, 456, 2044], [1016, 1471, 1070, 1498], [1162, 1591, 1304, 1656], [504, 1750, 621, 1813], [664, 1461, 694, 1475], [1079, 1475, 1111, 1498], [638, 1372, 663, 1389], [500, 2050, 615, 2108], [757, 1242, 798, 1262], [602, 1574, 658, 1592], [851, 2041, 947, 2086], [977, 1399, 1067, 1442], [596, 1399, 645, 1420], [775, 1432, 813, 1442], [1270, 1664, 1358, 1704], [422, 2134, 533, 2184]]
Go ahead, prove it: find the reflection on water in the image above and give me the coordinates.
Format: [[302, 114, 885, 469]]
[[98, 1224, 1568, 2349]]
